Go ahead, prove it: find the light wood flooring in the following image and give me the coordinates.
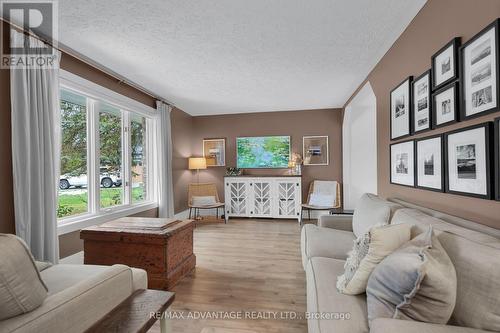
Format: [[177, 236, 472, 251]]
[[149, 219, 307, 333]]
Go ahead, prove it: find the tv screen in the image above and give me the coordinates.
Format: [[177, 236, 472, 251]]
[[236, 136, 290, 168]]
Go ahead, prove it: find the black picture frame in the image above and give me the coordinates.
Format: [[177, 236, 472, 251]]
[[495, 117, 500, 201], [459, 18, 500, 121], [412, 70, 432, 134], [390, 76, 413, 141], [390, 139, 416, 188], [432, 81, 460, 129], [415, 134, 445, 192], [444, 122, 493, 199], [431, 37, 461, 91]]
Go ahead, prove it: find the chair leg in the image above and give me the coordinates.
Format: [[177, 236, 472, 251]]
[[308, 209, 311, 221], [189, 208, 192, 219], [299, 208, 303, 226]]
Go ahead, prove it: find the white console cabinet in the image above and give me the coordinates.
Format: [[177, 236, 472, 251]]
[[224, 176, 302, 222]]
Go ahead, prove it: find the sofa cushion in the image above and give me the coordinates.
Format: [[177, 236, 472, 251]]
[[370, 318, 491, 333], [337, 223, 411, 295], [0, 234, 48, 320], [392, 209, 500, 331], [352, 193, 401, 237], [0, 264, 134, 333], [307, 257, 369, 333], [366, 227, 457, 325], [41, 264, 147, 295], [301, 224, 355, 269]]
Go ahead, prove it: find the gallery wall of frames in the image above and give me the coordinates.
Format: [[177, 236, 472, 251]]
[[390, 18, 500, 201]]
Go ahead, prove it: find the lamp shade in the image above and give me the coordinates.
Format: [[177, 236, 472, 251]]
[[188, 157, 207, 170]]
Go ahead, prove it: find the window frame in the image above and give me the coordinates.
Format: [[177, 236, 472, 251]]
[[58, 70, 158, 235]]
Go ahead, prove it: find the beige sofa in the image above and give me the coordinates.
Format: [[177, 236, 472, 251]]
[[301, 193, 500, 333], [0, 263, 148, 333]]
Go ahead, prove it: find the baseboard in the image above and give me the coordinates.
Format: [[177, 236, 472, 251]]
[[174, 209, 190, 220]]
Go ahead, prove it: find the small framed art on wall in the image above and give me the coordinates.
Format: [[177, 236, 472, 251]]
[[416, 134, 444, 192], [460, 19, 500, 120], [390, 76, 413, 140], [412, 70, 432, 134], [390, 140, 415, 187], [444, 123, 492, 199]]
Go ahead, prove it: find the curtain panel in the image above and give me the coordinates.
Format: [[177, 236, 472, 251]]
[[10, 30, 61, 262], [156, 101, 175, 218]]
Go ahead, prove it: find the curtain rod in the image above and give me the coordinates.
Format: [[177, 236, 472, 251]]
[[1, 17, 174, 107]]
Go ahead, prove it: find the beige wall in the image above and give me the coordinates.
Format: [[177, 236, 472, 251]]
[[190, 109, 343, 201], [349, 0, 500, 228]]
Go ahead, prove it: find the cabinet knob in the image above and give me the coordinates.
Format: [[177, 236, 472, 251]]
[[226, 183, 229, 186]]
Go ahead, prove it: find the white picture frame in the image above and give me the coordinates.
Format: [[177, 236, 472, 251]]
[[203, 138, 226, 167], [303, 136, 329, 166]]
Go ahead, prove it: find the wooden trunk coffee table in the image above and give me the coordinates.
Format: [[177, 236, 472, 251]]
[[81, 217, 196, 290]]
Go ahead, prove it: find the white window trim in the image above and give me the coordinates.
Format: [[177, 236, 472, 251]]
[[58, 70, 159, 235]]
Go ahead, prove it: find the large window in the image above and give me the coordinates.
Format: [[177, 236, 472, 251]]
[[57, 81, 156, 224]]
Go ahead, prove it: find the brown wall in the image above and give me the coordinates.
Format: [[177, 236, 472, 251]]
[[171, 107, 194, 213], [190, 109, 343, 201], [352, 0, 500, 228], [0, 22, 15, 234]]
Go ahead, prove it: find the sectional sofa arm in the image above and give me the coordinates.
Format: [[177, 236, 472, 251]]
[[370, 318, 491, 333], [317, 215, 353, 231]]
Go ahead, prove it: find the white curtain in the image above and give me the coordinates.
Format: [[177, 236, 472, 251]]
[[10, 30, 61, 263], [157, 101, 175, 218]]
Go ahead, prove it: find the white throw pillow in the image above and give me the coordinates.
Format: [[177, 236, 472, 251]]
[[309, 193, 335, 207], [0, 234, 48, 320], [191, 196, 217, 206], [337, 223, 411, 295]]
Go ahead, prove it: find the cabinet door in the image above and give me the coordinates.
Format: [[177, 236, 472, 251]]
[[225, 179, 249, 216], [249, 180, 273, 218], [276, 179, 301, 218]]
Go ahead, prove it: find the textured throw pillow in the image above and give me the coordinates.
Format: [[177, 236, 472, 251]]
[[337, 223, 411, 295], [0, 234, 48, 320], [366, 226, 457, 325], [191, 196, 217, 206], [309, 193, 335, 207]]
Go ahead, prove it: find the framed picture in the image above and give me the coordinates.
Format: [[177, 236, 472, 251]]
[[495, 117, 500, 201], [416, 134, 444, 192], [432, 81, 459, 129], [390, 140, 415, 187], [203, 138, 226, 167], [444, 123, 492, 199], [303, 136, 329, 165], [460, 19, 499, 120], [412, 70, 432, 133], [432, 37, 461, 90], [391, 76, 413, 140]]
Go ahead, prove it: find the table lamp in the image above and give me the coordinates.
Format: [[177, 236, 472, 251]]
[[189, 157, 207, 183]]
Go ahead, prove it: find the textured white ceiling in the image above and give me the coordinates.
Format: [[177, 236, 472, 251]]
[[58, 0, 426, 115]]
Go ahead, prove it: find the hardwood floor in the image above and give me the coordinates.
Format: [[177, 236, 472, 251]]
[[149, 219, 307, 333]]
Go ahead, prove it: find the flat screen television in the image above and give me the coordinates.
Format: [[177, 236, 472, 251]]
[[236, 136, 290, 168]]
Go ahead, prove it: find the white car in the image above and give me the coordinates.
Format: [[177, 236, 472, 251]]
[[59, 169, 122, 190]]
